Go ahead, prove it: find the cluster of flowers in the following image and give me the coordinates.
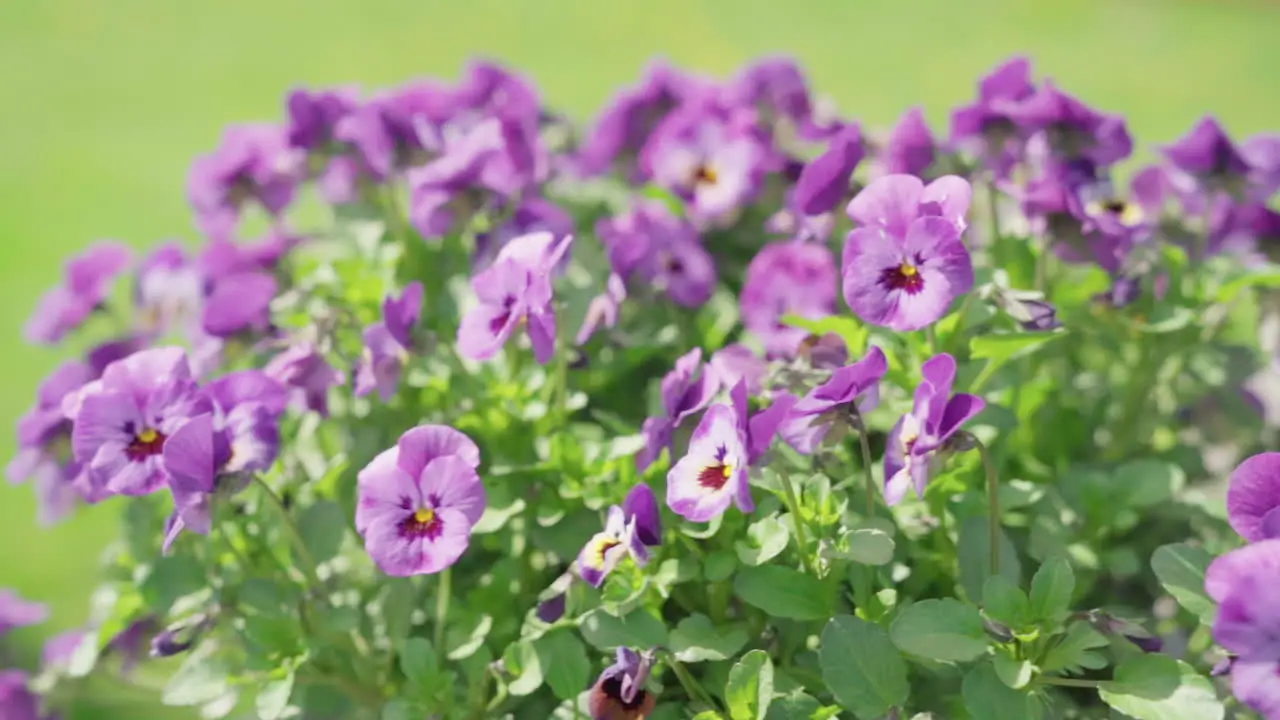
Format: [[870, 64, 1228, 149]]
[[6, 51, 1280, 719]]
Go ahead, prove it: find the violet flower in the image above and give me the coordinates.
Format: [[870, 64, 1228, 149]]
[[791, 123, 864, 236], [134, 243, 204, 338], [950, 56, 1037, 177], [740, 241, 839, 358], [41, 629, 84, 672], [575, 273, 627, 346], [1162, 116, 1252, 186], [1204, 539, 1280, 718], [1243, 132, 1280, 200], [475, 197, 573, 270], [884, 353, 985, 505], [356, 282, 424, 401], [70, 347, 211, 497], [160, 413, 232, 552], [588, 647, 657, 720], [643, 108, 765, 225], [797, 332, 850, 370], [285, 86, 359, 155], [636, 348, 718, 472], [707, 344, 769, 397], [780, 346, 887, 454], [0, 671, 44, 720], [0, 589, 48, 635], [882, 107, 937, 178], [25, 241, 133, 345], [728, 57, 817, 133], [265, 342, 345, 417], [1003, 80, 1132, 168], [577, 61, 690, 177], [1226, 452, 1280, 542], [106, 617, 158, 676], [8, 360, 97, 523], [457, 232, 572, 364], [355, 425, 486, 576], [335, 81, 453, 180], [843, 175, 975, 331], [576, 484, 662, 587], [201, 270, 278, 338], [406, 117, 513, 239], [598, 200, 716, 308], [666, 380, 793, 522], [188, 124, 300, 240]]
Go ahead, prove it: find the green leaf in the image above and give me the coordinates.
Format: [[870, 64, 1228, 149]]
[[962, 663, 1042, 719], [781, 314, 870, 356], [380, 700, 419, 720], [163, 646, 231, 706], [842, 528, 895, 566], [671, 614, 749, 663], [969, 332, 1062, 380], [726, 650, 774, 720], [982, 576, 1031, 630], [958, 515, 1021, 602], [1040, 622, 1109, 673], [1029, 556, 1075, 624], [298, 500, 346, 564], [255, 673, 295, 720], [889, 599, 989, 662], [763, 692, 832, 720], [502, 640, 544, 696], [1151, 543, 1216, 624], [820, 616, 908, 719], [141, 555, 207, 613], [381, 579, 416, 646], [1216, 269, 1280, 303], [1114, 459, 1185, 508], [536, 630, 591, 701], [580, 609, 668, 650], [1139, 305, 1196, 333], [1098, 655, 1224, 720], [736, 517, 790, 566], [992, 655, 1032, 689], [704, 550, 738, 582], [446, 614, 493, 661], [399, 637, 437, 688], [734, 566, 834, 620]]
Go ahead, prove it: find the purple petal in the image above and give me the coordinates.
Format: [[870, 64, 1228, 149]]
[[846, 174, 925, 239], [161, 414, 219, 495], [920, 175, 973, 232], [882, 107, 936, 178], [206, 370, 288, 416], [707, 345, 768, 397], [1230, 660, 1280, 719], [666, 404, 748, 522], [937, 394, 986, 443], [201, 271, 277, 337], [0, 589, 49, 634], [794, 124, 864, 216], [384, 282, 424, 348], [417, 455, 487, 526], [622, 484, 662, 547], [1227, 452, 1280, 543], [747, 392, 796, 465], [395, 425, 482, 478]]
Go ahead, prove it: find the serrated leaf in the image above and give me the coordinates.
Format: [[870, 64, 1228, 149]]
[[1151, 543, 1216, 624], [1029, 556, 1075, 624], [1098, 655, 1224, 720], [736, 517, 790, 566], [962, 663, 1041, 719], [726, 650, 774, 720], [734, 566, 834, 620], [820, 616, 909, 718], [890, 599, 989, 662], [671, 614, 749, 663], [297, 500, 346, 564], [536, 630, 590, 701]]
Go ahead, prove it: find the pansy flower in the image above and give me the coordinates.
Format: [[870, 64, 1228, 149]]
[[0, 671, 49, 720], [950, 55, 1037, 177], [575, 273, 627, 346], [1243, 132, 1280, 200], [285, 86, 359, 156], [355, 425, 486, 576], [475, 197, 573, 270], [134, 243, 204, 338], [356, 282, 425, 401], [577, 61, 690, 177], [588, 647, 658, 720], [598, 200, 716, 308], [643, 108, 766, 225], [667, 380, 793, 522], [884, 353, 985, 505], [636, 348, 718, 472], [740, 241, 839, 358], [0, 589, 48, 635], [25, 241, 134, 345], [457, 232, 572, 364], [577, 484, 663, 587], [881, 107, 937, 178], [8, 360, 98, 523], [707, 344, 769, 397], [843, 174, 975, 331], [69, 347, 211, 497], [1226, 452, 1280, 543], [1205, 539, 1280, 718], [1003, 80, 1132, 169], [1162, 116, 1252, 190], [188, 124, 301, 240], [265, 341, 345, 418], [789, 123, 865, 240], [201, 270, 278, 339], [780, 346, 888, 454]]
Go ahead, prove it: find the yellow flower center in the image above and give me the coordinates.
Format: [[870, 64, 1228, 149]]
[[694, 164, 718, 186], [138, 428, 159, 444], [899, 263, 919, 277], [722, 463, 734, 479], [414, 508, 436, 525]]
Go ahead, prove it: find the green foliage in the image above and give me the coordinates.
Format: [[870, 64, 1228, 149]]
[[726, 650, 774, 720], [820, 616, 910, 718], [890, 599, 990, 663]]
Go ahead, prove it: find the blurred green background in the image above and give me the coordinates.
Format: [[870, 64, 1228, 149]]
[[1, 0, 1278, 716]]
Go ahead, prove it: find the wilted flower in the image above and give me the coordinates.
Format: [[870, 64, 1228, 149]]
[[356, 282, 425, 401], [265, 342, 345, 417], [884, 353, 985, 505], [780, 346, 888, 454], [882, 107, 937, 177], [0, 589, 48, 635], [843, 175, 975, 331], [25, 241, 133, 345], [643, 108, 765, 225], [588, 648, 657, 720], [355, 425, 486, 576], [70, 347, 211, 497], [1205, 539, 1280, 718], [1226, 452, 1280, 542], [188, 124, 300, 239], [598, 200, 716, 308], [637, 349, 718, 472], [740, 241, 839, 358], [457, 232, 572, 364], [577, 484, 662, 587], [707, 344, 769, 397]]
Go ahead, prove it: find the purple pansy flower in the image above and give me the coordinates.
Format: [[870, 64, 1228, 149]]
[[335, 81, 454, 181], [1227, 452, 1280, 542], [740, 241, 839, 358], [134, 243, 204, 338], [666, 381, 792, 522], [636, 348, 718, 472], [1243, 132, 1280, 200], [70, 347, 211, 497], [728, 57, 818, 133], [8, 360, 97, 522], [286, 86, 359, 154], [882, 107, 937, 178], [577, 61, 690, 177], [598, 200, 716, 308], [576, 273, 627, 346], [475, 197, 573, 270], [188, 124, 301, 240], [355, 425, 486, 577], [780, 346, 888, 454], [160, 413, 232, 553], [576, 484, 662, 588], [1003, 80, 1132, 168], [843, 175, 975, 332], [950, 56, 1037, 177], [356, 282, 424, 401], [25, 241, 133, 345], [884, 353, 985, 505], [794, 123, 865, 217], [265, 342, 345, 417], [644, 109, 765, 225], [708, 344, 769, 397], [42, 629, 85, 672], [588, 647, 658, 720], [1162, 116, 1252, 185], [457, 232, 571, 365], [0, 589, 48, 635], [1205, 539, 1280, 719], [0, 671, 45, 720], [201, 271, 277, 339]]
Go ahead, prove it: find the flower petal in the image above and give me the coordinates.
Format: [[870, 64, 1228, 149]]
[[846, 174, 924, 238], [417, 455, 486, 526], [1227, 452, 1280, 543]]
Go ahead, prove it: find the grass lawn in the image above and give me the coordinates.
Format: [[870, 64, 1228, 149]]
[[0, 1, 1277, 716]]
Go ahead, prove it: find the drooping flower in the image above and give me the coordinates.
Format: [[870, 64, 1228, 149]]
[[188, 124, 301, 240], [636, 349, 718, 472], [457, 232, 571, 364], [25, 241, 134, 345], [8, 360, 97, 522], [575, 273, 627, 346], [643, 108, 766, 225], [707, 344, 769, 397], [740, 241, 839, 358], [666, 381, 792, 522], [1226, 452, 1280, 542], [577, 484, 662, 587], [70, 347, 211, 497], [265, 342, 345, 417], [588, 647, 658, 720], [843, 175, 975, 332], [882, 107, 937, 178], [780, 346, 887, 454], [356, 282, 424, 401], [598, 200, 716, 308], [355, 425, 486, 576], [0, 589, 48, 635], [1204, 539, 1280, 718], [1162, 116, 1251, 187]]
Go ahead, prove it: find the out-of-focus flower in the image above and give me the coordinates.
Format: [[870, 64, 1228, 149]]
[[780, 346, 887, 454], [265, 342, 345, 418], [636, 349, 717, 472], [950, 55, 1037, 177], [25, 241, 133, 345], [0, 671, 45, 720], [1227, 452, 1280, 542], [707, 344, 769, 397], [1205, 539, 1280, 718], [598, 200, 716, 308], [457, 232, 571, 364], [882, 107, 937, 177], [1162, 116, 1251, 188], [740, 241, 838, 358], [0, 589, 48, 635], [577, 61, 690, 177], [588, 648, 657, 720], [8, 361, 97, 522], [643, 108, 766, 225], [188, 124, 301, 239], [1004, 80, 1132, 168], [356, 282, 424, 401], [576, 484, 662, 587], [576, 273, 627, 346]]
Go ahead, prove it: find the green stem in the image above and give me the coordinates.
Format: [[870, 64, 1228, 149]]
[[1107, 337, 1153, 461], [986, 178, 1003, 244], [925, 325, 939, 356], [663, 653, 719, 711], [251, 474, 325, 593], [779, 472, 816, 575], [853, 415, 878, 518], [433, 567, 452, 658], [976, 439, 1001, 575]]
